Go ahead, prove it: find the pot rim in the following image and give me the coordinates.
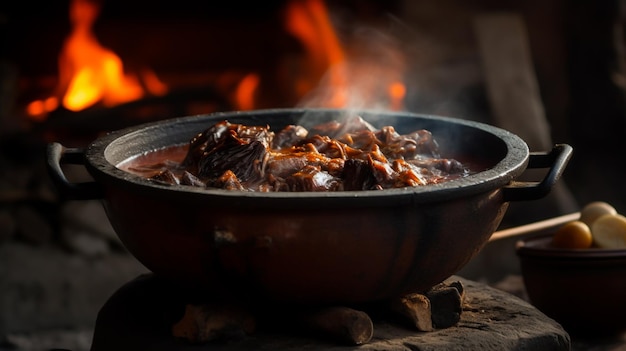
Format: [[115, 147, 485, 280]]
[[83, 108, 530, 204]]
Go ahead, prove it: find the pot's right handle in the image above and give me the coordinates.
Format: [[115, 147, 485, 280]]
[[502, 144, 573, 202], [47, 142, 104, 200]]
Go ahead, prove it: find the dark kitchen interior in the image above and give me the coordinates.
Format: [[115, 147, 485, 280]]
[[1, 0, 626, 349]]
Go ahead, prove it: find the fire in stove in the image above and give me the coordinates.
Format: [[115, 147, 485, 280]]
[[21, 0, 408, 133]]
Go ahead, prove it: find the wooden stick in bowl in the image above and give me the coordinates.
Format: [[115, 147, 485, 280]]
[[489, 212, 580, 242]]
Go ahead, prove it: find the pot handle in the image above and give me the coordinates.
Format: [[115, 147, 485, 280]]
[[46, 142, 104, 200], [502, 143, 573, 202]]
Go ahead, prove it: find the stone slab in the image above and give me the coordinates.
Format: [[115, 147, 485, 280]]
[[91, 275, 570, 351]]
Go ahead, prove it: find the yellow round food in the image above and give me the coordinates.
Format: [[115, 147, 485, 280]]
[[579, 201, 617, 227], [551, 221, 593, 249], [591, 214, 626, 249]]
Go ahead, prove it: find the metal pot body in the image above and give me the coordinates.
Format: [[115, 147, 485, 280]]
[[103, 180, 507, 303], [47, 108, 572, 304]]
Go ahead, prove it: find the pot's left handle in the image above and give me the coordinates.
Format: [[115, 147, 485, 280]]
[[47, 142, 104, 200], [502, 143, 573, 202]]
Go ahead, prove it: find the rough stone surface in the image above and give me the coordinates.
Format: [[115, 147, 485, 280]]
[[90, 275, 571, 351], [14, 206, 53, 246], [3, 329, 93, 351], [0, 242, 148, 336], [0, 209, 16, 243]]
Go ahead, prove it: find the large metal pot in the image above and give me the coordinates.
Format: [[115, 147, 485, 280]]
[[47, 108, 572, 304]]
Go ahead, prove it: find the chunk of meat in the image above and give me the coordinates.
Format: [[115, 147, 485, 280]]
[[308, 115, 376, 138], [197, 134, 267, 183], [342, 159, 377, 191], [183, 120, 273, 172], [285, 165, 342, 192], [149, 169, 180, 185], [273, 125, 308, 149], [407, 158, 467, 174], [378, 126, 440, 159], [180, 171, 205, 187], [209, 170, 245, 191]]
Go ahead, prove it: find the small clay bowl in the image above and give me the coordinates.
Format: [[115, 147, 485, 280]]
[[516, 234, 626, 337]]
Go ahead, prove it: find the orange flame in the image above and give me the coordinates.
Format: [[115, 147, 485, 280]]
[[26, 0, 406, 121], [284, 0, 406, 111], [26, 97, 59, 121], [59, 0, 163, 111], [233, 73, 260, 111], [285, 0, 347, 107], [26, 0, 168, 119]]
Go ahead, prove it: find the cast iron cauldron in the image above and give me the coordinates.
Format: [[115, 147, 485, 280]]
[[47, 108, 572, 304]]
